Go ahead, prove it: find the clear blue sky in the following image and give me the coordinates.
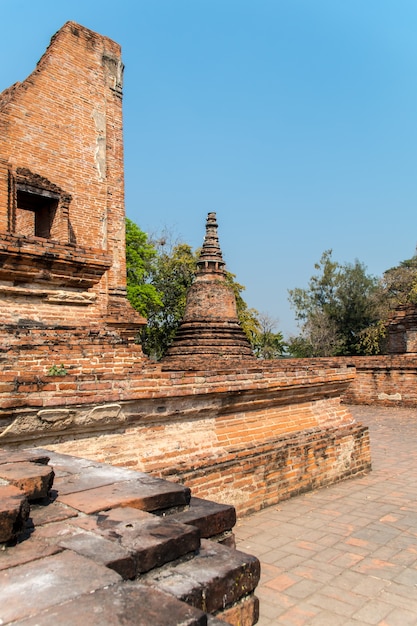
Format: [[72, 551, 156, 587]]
[[1, 1, 417, 336]]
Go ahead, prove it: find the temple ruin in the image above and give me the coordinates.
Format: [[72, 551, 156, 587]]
[[0, 21, 373, 625], [0, 19, 371, 513]]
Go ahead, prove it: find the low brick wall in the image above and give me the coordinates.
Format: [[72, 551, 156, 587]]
[[343, 355, 417, 407], [41, 404, 370, 516], [292, 355, 417, 407], [159, 422, 371, 516]]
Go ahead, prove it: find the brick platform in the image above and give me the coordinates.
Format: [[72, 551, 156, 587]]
[[0, 449, 260, 625]]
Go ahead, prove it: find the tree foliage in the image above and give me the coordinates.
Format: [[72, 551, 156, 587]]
[[125, 218, 162, 317], [140, 241, 198, 360], [377, 252, 417, 314], [288, 250, 380, 356], [249, 312, 287, 359]]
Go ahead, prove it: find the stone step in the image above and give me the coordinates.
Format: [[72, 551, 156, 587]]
[[0, 447, 260, 624], [0, 551, 121, 624], [145, 538, 260, 616], [0, 449, 54, 543], [28, 499, 78, 527], [10, 582, 208, 626], [168, 496, 236, 542], [0, 535, 62, 571], [34, 449, 191, 514], [65, 506, 200, 576], [212, 595, 260, 626], [0, 450, 50, 466], [57, 477, 190, 514]]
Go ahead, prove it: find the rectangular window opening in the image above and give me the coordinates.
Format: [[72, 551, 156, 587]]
[[16, 186, 59, 239]]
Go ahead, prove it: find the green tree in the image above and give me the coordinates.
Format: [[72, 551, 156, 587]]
[[355, 250, 417, 354], [249, 312, 287, 359], [125, 218, 162, 317], [288, 250, 380, 356], [140, 242, 198, 360], [377, 252, 417, 313]]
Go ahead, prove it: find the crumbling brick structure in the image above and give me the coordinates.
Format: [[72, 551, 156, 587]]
[[386, 305, 417, 354], [0, 22, 371, 530], [0, 21, 146, 374]]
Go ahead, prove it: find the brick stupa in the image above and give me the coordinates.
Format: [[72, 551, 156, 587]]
[[164, 212, 254, 361]]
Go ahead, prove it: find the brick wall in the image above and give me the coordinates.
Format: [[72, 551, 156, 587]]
[[280, 355, 417, 407], [341, 355, 417, 406], [0, 358, 371, 516]]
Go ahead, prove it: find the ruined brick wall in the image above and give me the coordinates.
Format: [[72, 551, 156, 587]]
[[386, 305, 417, 354], [289, 355, 417, 407], [0, 22, 141, 330]]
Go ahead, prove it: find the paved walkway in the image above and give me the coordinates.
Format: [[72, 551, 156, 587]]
[[235, 406, 417, 626]]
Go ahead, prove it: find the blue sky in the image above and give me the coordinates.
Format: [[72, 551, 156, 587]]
[[1, 1, 417, 336]]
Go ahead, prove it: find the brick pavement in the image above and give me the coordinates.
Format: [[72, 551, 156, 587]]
[[235, 405, 417, 626]]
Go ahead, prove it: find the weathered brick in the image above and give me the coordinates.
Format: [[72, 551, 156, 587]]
[[146, 539, 260, 614], [0, 551, 121, 623], [58, 530, 137, 579], [0, 461, 54, 501], [57, 476, 191, 514], [70, 506, 200, 574], [0, 484, 30, 543], [0, 537, 63, 571], [169, 497, 236, 538], [13, 582, 208, 626]]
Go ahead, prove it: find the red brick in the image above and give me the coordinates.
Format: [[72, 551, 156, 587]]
[[57, 477, 191, 514], [0, 462, 54, 500]]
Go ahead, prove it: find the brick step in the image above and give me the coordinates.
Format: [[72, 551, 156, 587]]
[[8, 581, 208, 626], [37, 449, 191, 514], [0, 484, 30, 543], [62, 506, 200, 577], [0, 462, 54, 501], [1, 448, 260, 624], [145, 539, 260, 618], [0, 450, 54, 544], [0, 450, 50, 466], [168, 496, 236, 545], [0, 551, 121, 624]]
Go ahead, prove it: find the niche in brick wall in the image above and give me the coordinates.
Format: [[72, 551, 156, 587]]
[[0, 167, 112, 289], [9, 168, 73, 244]]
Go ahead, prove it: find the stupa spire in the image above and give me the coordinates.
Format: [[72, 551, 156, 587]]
[[197, 212, 225, 273], [162, 212, 254, 364]]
